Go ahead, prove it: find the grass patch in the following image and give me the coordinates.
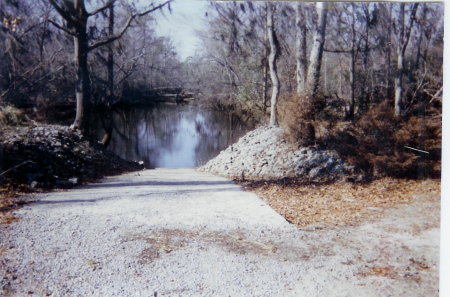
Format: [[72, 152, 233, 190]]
[[0, 105, 27, 127]]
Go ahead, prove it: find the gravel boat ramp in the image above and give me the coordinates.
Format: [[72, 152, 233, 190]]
[[1, 169, 439, 296]]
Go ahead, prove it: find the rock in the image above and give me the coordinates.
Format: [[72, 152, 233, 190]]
[[1, 124, 142, 193], [325, 158, 335, 169], [309, 167, 329, 178], [198, 125, 352, 181], [332, 165, 346, 174], [68, 177, 80, 185], [30, 181, 40, 189]]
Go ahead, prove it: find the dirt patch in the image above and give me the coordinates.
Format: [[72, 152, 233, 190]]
[[0, 211, 19, 226], [125, 229, 282, 264], [359, 257, 430, 282], [0, 193, 29, 225], [241, 178, 440, 228]]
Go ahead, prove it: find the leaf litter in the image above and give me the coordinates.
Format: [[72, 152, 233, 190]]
[[241, 177, 440, 228]]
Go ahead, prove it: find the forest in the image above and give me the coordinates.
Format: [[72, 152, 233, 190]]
[[0, 0, 443, 178]]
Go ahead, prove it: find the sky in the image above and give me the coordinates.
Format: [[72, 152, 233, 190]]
[[153, 0, 210, 61]]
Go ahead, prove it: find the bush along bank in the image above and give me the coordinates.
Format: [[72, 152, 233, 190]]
[[1, 124, 144, 194], [199, 126, 355, 181]]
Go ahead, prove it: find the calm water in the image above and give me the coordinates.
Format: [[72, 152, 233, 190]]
[[93, 103, 251, 168]]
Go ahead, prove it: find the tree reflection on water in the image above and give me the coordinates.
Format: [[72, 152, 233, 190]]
[[94, 103, 251, 168]]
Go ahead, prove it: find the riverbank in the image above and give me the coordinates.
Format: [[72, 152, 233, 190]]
[[0, 123, 145, 214], [0, 125, 441, 295], [199, 126, 356, 181], [199, 125, 441, 228]]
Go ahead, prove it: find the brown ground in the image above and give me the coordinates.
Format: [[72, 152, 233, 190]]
[[0, 195, 21, 225], [240, 177, 441, 228]]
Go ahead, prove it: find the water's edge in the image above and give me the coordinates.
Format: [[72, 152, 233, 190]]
[[93, 103, 251, 168]]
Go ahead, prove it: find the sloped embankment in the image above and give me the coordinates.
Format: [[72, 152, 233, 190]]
[[199, 126, 354, 180], [1, 124, 143, 193]]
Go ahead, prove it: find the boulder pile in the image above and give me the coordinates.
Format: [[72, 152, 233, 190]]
[[1, 124, 143, 192], [199, 126, 354, 180]]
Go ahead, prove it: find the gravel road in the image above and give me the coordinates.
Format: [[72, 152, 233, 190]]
[[1, 169, 440, 296]]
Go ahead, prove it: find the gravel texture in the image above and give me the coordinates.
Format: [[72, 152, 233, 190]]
[[199, 126, 354, 180], [1, 169, 439, 296]]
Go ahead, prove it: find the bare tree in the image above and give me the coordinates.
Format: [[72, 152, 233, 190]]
[[267, 2, 280, 126], [1, 1, 69, 106], [295, 3, 307, 95], [347, 3, 356, 119], [106, 1, 114, 103], [328, 2, 359, 119], [377, 3, 393, 100], [393, 3, 419, 117], [48, 0, 172, 132], [306, 2, 328, 98]]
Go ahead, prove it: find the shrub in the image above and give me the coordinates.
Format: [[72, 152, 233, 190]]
[[0, 105, 27, 127], [323, 100, 441, 178], [278, 93, 316, 146]]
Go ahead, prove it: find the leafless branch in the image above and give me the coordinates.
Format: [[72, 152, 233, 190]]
[[402, 3, 419, 56], [406, 68, 427, 113], [88, 0, 173, 52], [18, 23, 41, 39], [424, 86, 443, 103], [1, 49, 64, 99], [88, 0, 116, 17], [48, 0, 74, 23], [48, 20, 76, 36], [114, 53, 146, 87], [0, 161, 34, 178], [324, 48, 351, 53]]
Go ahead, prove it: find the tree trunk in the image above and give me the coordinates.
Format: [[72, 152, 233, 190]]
[[349, 3, 356, 119], [102, 3, 115, 148], [394, 3, 419, 117], [349, 48, 355, 118], [394, 4, 405, 117], [339, 57, 343, 98], [394, 52, 403, 117], [324, 52, 327, 91], [415, 4, 426, 70], [39, 7, 50, 63], [386, 3, 392, 99], [48, 0, 173, 134], [263, 13, 268, 113], [267, 3, 280, 127], [72, 1, 90, 131], [415, 24, 423, 70], [306, 2, 328, 98], [361, 3, 371, 110], [263, 58, 268, 112], [363, 5, 370, 73], [107, 3, 114, 102], [296, 3, 307, 95]]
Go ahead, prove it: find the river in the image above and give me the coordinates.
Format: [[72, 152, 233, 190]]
[[93, 102, 253, 168]]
